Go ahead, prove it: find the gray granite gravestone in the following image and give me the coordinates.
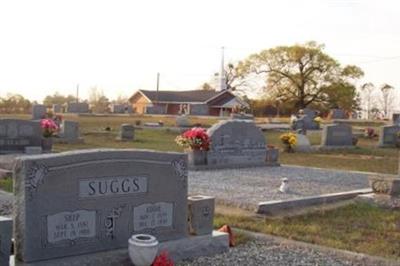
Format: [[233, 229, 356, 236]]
[[0, 216, 12, 266], [57, 121, 82, 144], [378, 125, 400, 147], [32, 105, 47, 120], [188, 195, 214, 236], [52, 104, 61, 113], [176, 115, 190, 127], [207, 120, 266, 167], [321, 124, 353, 146], [0, 119, 42, 154], [66, 103, 89, 113], [294, 134, 311, 152], [293, 108, 319, 130], [330, 109, 347, 119], [13, 149, 188, 263], [118, 124, 135, 141], [392, 113, 400, 125]]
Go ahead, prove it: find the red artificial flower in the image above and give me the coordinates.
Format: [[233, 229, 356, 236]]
[[152, 251, 174, 266]]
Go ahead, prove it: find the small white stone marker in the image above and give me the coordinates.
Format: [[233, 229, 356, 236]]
[[279, 178, 289, 193]]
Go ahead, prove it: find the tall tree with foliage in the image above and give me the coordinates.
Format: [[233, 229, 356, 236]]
[[379, 83, 395, 118], [43, 92, 77, 106], [0, 94, 31, 113], [88, 87, 110, 113], [238, 41, 364, 110]]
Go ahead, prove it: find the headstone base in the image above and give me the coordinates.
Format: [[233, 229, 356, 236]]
[[52, 137, 85, 144], [189, 161, 280, 171], [12, 231, 229, 266]]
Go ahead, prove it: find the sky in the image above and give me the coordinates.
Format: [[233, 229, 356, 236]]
[[0, 0, 399, 102]]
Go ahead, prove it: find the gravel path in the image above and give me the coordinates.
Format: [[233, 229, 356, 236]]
[[178, 238, 392, 266], [0, 190, 13, 216], [189, 165, 370, 209]]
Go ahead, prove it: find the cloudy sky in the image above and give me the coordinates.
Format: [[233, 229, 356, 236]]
[[0, 0, 399, 102]]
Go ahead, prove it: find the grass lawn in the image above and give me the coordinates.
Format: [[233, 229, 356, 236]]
[[0, 177, 12, 193], [214, 203, 400, 259], [2, 113, 398, 174]]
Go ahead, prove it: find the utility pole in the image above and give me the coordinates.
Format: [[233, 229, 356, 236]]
[[219, 46, 227, 91], [76, 84, 79, 103], [155, 72, 160, 105]]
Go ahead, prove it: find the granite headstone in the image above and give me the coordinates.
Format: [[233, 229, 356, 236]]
[[0, 216, 12, 266], [0, 119, 42, 154], [378, 125, 400, 147], [118, 124, 135, 141], [32, 105, 47, 120], [207, 120, 266, 166], [13, 149, 188, 263], [321, 124, 353, 146]]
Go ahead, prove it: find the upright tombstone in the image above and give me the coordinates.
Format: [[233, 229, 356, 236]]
[[118, 124, 135, 141], [207, 120, 266, 167], [321, 124, 353, 147], [0, 119, 42, 154], [293, 108, 319, 130], [66, 102, 90, 113], [32, 104, 47, 120], [58, 120, 82, 143], [330, 109, 347, 119], [378, 125, 400, 147], [52, 104, 61, 114], [294, 134, 311, 152], [0, 216, 12, 266], [176, 115, 190, 127], [13, 149, 189, 263], [392, 113, 400, 125]]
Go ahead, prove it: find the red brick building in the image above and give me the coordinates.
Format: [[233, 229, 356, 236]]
[[129, 89, 248, 116]]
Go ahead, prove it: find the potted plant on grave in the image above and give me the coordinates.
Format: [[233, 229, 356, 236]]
[[313, 116, 322, 128], [175, 127, 210, 165], [279, 132, 297, 153], [40, 118, 59, 152]]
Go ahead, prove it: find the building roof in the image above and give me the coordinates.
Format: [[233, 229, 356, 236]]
[[132, 89, 230, 103]]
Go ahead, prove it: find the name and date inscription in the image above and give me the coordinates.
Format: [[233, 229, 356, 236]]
[[47, 176, 174, 244]]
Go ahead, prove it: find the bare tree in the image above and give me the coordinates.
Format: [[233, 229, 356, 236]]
[[360, 83, 375, 119], [380, 83, 395, 118]]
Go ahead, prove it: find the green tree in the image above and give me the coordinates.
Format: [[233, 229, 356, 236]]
[[239, 41, 364, 109], [0, 94, 31, 113], [43, 92, 76, 106]]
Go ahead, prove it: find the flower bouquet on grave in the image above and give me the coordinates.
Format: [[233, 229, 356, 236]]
[[280, 132, 297, 153], [40, 118, 59, 138], [175, 127, 210, 165], [40, 118, 59, 152], [313, 116, 322, 127]]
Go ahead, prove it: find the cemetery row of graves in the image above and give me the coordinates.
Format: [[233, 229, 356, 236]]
[[0, 109, 399, 265]]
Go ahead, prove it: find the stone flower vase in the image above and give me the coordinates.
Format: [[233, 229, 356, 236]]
[[128, 234, 159, 266], [266, 147, 279, 163], [41, 137, 53, 153], [187, 149, 207, 166]]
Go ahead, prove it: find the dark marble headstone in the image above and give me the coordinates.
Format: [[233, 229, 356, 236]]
[[392, 113, 400, 125], [331, 109, 347, 119]]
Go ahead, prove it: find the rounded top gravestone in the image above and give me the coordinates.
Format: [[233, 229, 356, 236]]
[[206, 120, 267, 167]]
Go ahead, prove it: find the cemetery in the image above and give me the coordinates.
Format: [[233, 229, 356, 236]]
[[0, 111, 399, 266], [2, 1, 400, 264]]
